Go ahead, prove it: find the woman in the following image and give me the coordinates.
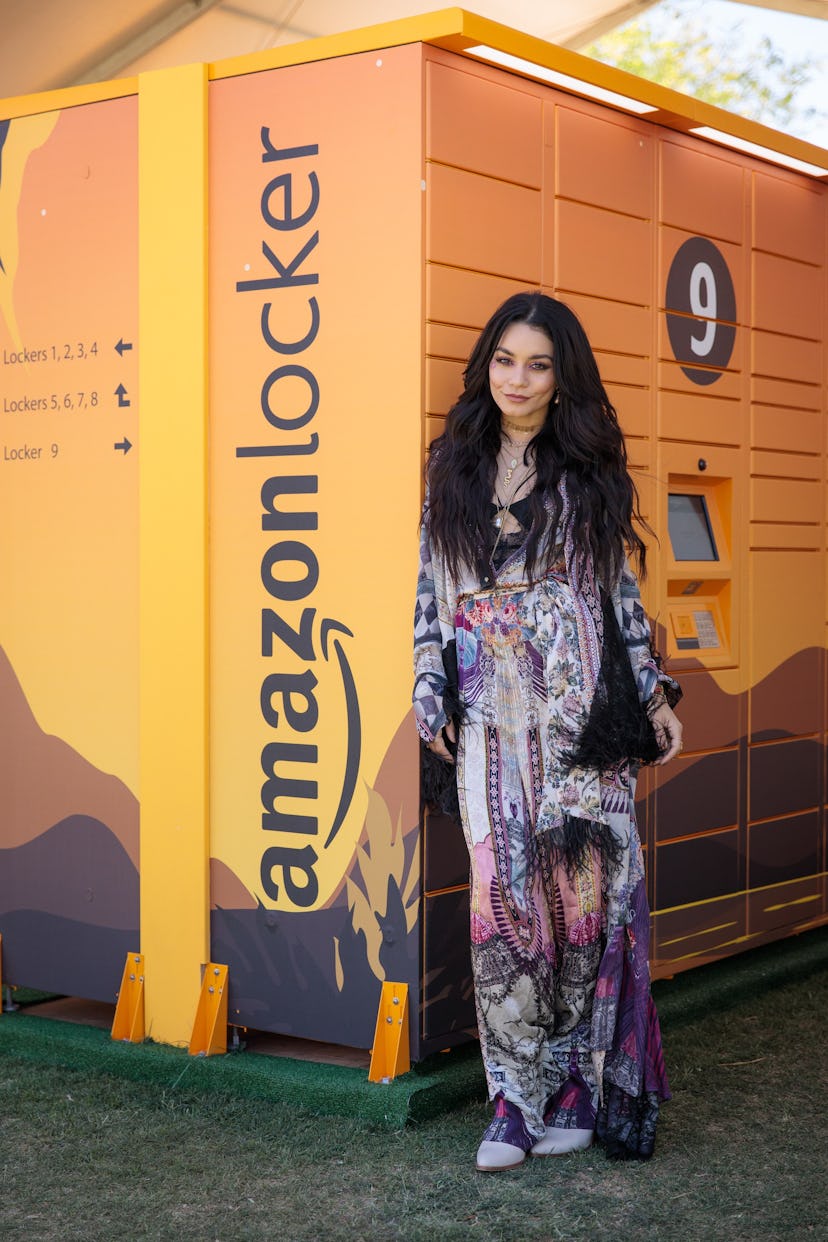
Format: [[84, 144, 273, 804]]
[[413, 292, 682, 1172]]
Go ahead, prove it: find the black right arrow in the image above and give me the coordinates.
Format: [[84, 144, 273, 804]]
[[114, 437, 132, 454]]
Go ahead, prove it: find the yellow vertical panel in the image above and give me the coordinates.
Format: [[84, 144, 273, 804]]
[[138, 63, 209, 1045], [426, 55, 542, 186]]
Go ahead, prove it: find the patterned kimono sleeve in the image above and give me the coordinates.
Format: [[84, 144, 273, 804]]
[[616, 560, 681, 706], [413, 514, 452, 742]]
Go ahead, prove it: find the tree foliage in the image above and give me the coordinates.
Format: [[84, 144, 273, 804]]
[[584, 0, 824, 134]]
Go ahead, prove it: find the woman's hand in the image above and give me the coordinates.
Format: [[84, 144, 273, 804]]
[[650, 701, 683, 765], [427, 719, 457, 764]]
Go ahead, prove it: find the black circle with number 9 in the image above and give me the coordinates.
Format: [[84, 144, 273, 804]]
[[665, 237, 736, 386]]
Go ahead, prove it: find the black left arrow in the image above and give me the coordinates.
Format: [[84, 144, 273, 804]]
[[114, 437, 132, 454], [115, 338, 133, 355]]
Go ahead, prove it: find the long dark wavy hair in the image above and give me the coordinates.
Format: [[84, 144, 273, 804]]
[[425, 291, 650, 587]]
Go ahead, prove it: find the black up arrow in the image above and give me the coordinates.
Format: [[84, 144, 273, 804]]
[[114, 437, 132, 454], [115, 338, 133, 355], [115, 384, 131, 407]]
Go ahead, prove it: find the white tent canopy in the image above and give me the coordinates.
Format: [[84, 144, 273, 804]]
[[1, 0, 825, 99]]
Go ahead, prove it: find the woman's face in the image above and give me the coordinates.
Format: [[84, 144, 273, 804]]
[[488, 321, 556, 428]]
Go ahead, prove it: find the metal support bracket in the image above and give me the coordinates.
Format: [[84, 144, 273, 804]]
[[111, 952, 146, 1042], [188, 962, 228, 1056], [368, 981, 410, 1083]]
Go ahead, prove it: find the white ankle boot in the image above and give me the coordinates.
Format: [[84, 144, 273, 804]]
[[530, 1126, 594, 1157], [476, 1139, 528, 1171]]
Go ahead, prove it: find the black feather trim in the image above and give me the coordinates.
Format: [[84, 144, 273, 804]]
[[531, 813, 624, 879], [420, 639, 463, 819], [562, 594, 663, 772]]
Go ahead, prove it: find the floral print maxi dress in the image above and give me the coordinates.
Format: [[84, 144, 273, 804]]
[[413, 494, 672, 1159]]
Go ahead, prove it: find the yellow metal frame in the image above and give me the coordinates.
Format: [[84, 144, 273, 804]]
[[368, 982, 411, 1082], [138, 62, 210, 1047], [111, 953, 146, 1042], [188, 963, 229, 1057]]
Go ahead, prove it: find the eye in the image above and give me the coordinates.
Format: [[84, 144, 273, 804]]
[[531, 362, 551, 371]]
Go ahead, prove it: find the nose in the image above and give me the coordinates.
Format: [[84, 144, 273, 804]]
[[512, 365, 529, 387]]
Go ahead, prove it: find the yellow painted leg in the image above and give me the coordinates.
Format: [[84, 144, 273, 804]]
[[368, 981, 410, 1082]]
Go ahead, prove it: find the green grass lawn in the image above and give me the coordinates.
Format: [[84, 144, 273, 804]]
[[1, 932, 827, 1241]]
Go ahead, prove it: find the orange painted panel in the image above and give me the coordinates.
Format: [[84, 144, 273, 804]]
[[560, 292, 650, 357], [751, 329, 823, 384], [426, 59, 542, 186], [625, 436, 650, 470], [551, 198, 651, 304], [631, 468, 654, 522], [426, 356, 464, 415], [425, 414, 445, 450], [751, 551, 825, 684], [751, 477, 822, 524], [594, 350, 649, 386], [658, 390, 743, 447], [426, 264, 528, 330], [610, 385, 651, 440], [753, 170, 826, 265], [426, 321, 478, 363], [660, 138, 745, 242], [751, 449, 821, 481], [427, 162, 541, 281], [554, 103, 654, 219], [750, 523, 821, 551], [752, 405, 823, 452], [657, 359, 743, 400], [752, 251, 824, 340], [751, 376, 822, 412]]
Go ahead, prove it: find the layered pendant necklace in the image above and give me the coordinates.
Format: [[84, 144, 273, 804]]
[[493, 418, 543, 530], [491, 425, 541, 565]]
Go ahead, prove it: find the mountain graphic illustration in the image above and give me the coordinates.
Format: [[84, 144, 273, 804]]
[[0, 645, 139, 1000]]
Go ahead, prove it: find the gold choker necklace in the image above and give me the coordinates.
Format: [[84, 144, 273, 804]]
[[502, 416, 544, 436]]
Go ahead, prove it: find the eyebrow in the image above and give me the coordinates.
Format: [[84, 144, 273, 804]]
[[495, 346, 553, 360]]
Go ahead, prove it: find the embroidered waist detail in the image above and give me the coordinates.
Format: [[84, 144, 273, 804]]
[[457, 562, 567, 607]]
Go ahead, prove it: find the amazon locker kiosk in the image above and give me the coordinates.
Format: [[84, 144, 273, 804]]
[[1, 10, 827, 1060]]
